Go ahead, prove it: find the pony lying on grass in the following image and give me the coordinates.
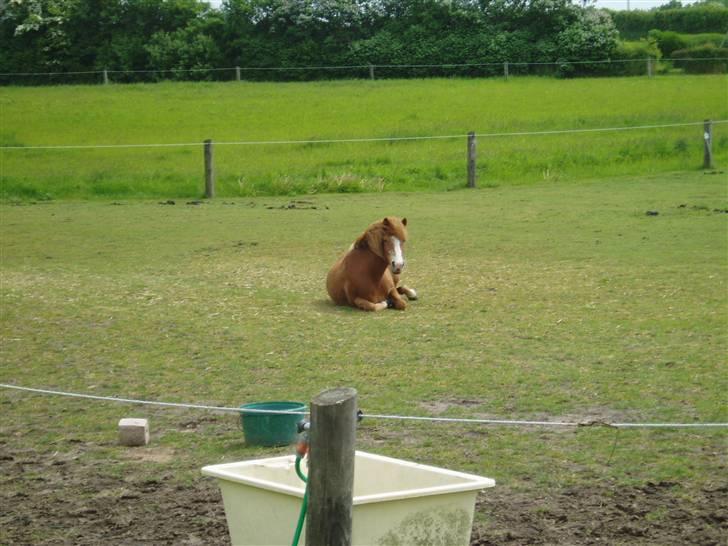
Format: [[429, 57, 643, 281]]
[[326, 216, 418, 311]]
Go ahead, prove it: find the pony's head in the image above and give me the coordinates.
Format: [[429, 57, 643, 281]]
[[355, 216, 408, 274]]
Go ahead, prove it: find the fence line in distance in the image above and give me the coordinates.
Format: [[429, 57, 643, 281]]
[[0, 56, 725, 81]]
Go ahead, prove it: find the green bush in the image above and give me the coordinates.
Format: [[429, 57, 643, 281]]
[[554, 9, 620, 77], [648, 30, 688, 57], [610, 39, 661, 75], [612, 4, 728, 38], [671, 44, 728, 73], [683, 32, 727, 48], [649, 30, 727, 57]]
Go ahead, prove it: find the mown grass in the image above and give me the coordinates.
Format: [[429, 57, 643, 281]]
[[1, 171, 725, 515], [0, 76, 726, 200]]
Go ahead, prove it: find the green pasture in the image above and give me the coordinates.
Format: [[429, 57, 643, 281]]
[[1, 75, 727, 200], [1, 171, 726, 514]]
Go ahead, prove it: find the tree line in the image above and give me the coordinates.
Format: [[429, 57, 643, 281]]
[[1, 0, 726, 83], [611, 1, 728, 39]]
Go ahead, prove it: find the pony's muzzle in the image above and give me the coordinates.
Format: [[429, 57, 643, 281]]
[[389, 236, 405, 275]]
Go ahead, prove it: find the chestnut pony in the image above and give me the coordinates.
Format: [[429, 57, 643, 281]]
[[326, 216, 418, 311]]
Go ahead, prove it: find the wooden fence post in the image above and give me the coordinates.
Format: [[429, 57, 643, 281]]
[[369, 64, 375, 80], [204, 139, 215, 199], [103, 69, 109, 85], [467, 132, 477, 188], [306, 387, 357, 546], [235, 66, 241, 82], [703, 119, 713, 170], [504, 61, 509, 80], [646, 57, 653, 78]]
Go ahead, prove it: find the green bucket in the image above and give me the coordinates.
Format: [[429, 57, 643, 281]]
[[239, 401, 306, 447]]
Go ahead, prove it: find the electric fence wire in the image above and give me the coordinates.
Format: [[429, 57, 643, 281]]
[[2, 383, 726, 429], [1, 120, 725, 151]]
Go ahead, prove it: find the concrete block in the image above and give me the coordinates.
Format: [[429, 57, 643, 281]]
[[119, 418, 150, 446]]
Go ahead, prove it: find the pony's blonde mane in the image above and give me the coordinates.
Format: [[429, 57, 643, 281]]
[[354, 217, 407, 260]]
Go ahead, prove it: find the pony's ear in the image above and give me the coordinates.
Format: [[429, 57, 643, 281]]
[[383, 217, 391, 226], [402, 217, 407, 226]]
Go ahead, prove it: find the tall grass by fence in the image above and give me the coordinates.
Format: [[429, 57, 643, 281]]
[[1, 120, 723, 200]]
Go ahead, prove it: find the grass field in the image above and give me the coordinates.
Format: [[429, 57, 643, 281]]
[[1, 171, 726, 543], [1, 75, 727, 200]]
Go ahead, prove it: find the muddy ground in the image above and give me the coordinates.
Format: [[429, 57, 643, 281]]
[[1, 441, 725, 546]]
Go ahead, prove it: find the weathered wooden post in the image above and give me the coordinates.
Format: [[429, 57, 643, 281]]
[[204, 139, 215, 199], [103, 69, 109, 85], [646, 57, 653, 78], [369, 64, 375, 80], [504, 61, 509, 80], [467, 132, 477, 188], [235, 66, 241, 82], [703, 119, 713, 169], [306, 387, 357, 546]]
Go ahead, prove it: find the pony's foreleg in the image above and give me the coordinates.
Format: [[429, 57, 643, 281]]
[[345, 281, 388, 311], [353, 297, 388, 312], [392, 273, 417, 301], [397, 285, 418, 300], [387, 287, 407, 310]]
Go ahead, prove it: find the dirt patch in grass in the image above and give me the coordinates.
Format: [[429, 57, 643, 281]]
[[420, 398, 486, 415], [121, 446, 176, 464], [419, 400, 643, 430], [472, 482, 727, 545], [1, 442, 725, 545], [0, 443, 229, 546]]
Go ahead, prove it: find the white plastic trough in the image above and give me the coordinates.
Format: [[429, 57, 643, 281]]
[[202, 450, 495, 546]]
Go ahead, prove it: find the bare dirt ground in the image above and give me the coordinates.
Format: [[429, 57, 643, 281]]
[[471, 483, 727, 545], [1, 441, 726, 545]]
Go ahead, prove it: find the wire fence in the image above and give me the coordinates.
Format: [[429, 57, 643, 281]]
[[0, 56, 726, 85], [2, 120, 724, 151], [1, 119, 722, 198], [2, 383, 726, 430]]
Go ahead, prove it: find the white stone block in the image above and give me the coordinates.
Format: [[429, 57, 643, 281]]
[[118, 418, 150, 446]]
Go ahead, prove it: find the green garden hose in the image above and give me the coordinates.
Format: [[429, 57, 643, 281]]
[[291, 454, 308, 546]]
